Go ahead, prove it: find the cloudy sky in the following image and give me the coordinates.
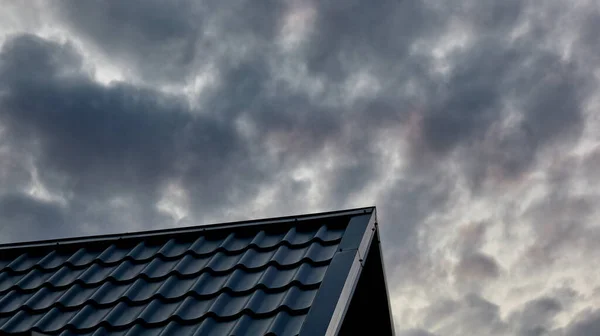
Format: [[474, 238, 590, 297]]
[[1, 0, 600, 334]]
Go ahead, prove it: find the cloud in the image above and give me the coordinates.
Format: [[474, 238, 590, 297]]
[[565, 309, 600, 336], [455, 252, 500, 281], [1, 0, 600, 334], [421, 293, 508, 335], [416, 37, 588, 191], [397, 329, 438, 336], [508, 297, 563, 336], [0, 33, 271, 239], [53, 0, 285, 84], [417, 293, 566, 335], [0, 193, 65, 241]]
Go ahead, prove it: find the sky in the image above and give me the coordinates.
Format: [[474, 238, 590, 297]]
[[1, 0, 600, 335]]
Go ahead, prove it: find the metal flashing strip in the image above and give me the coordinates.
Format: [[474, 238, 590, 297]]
[[325, 252, 362, 336], [299, 211, 376, 336], [338, 210, 377, 265], [374, 227, 397, 336]]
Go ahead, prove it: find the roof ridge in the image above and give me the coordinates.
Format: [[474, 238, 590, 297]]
[[0, 207, 374, 251]]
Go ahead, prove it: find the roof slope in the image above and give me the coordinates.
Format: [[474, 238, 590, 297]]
[[0, 207, 391, 335]]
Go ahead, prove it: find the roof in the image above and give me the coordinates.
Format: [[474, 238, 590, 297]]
[[0, 207, 395, 336]]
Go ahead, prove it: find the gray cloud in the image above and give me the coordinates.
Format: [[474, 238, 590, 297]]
[[417, 292, 585, 335], [418, 39, 587, 191], [0, 193, 65, 241], [422, 293, 508, 335], [1, 0, 600, 334], [397, 329, 438, 336], [45, 0, 595, 195], [517, 166, 600, 273], [455, 252, 500, 281], [53, 0, 284, 84], [565, 309, 600, 336], [508, 297, 563, 336], [0, 33, 271, 239]]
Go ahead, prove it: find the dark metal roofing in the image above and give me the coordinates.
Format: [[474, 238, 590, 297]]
[[0, 206, 393, 335]]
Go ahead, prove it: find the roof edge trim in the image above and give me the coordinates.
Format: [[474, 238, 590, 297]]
[[0, 206, 375, 251], [298, 210, 377, 336], [325, 252, 362, 336], [326, 209, 378, 334], [374, 226, 397, 336]]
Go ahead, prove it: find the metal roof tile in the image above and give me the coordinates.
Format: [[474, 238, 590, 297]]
[[5, 253, 37, 272], [66, 248, 98, 267], [248, 230, 285, 250]]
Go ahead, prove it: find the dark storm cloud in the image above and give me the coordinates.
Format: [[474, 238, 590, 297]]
[[293, 0, 585, 184], [54, 0, 285, 83], [578, 9, 600, 60], [508, 297, 563, 336], [0, 34, 181, 191], [0, 33, 270, 239], [419, 39, 587, 190], [0, 141, 32, 193], [0, 193, 65, 243], [52, 0, 431, 144], [565, 309, 600, 336], [302, 1, 443, 80], [48, 0, 595, 196], [418, 38, 514, 154], [1, 0, 600, 333], [377, 169, 456, 285]]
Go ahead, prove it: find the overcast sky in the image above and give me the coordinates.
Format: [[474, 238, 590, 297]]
[[1, 1, 600, 334]]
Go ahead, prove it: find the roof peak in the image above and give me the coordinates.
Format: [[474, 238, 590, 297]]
[[0, 207, 394, 335]]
